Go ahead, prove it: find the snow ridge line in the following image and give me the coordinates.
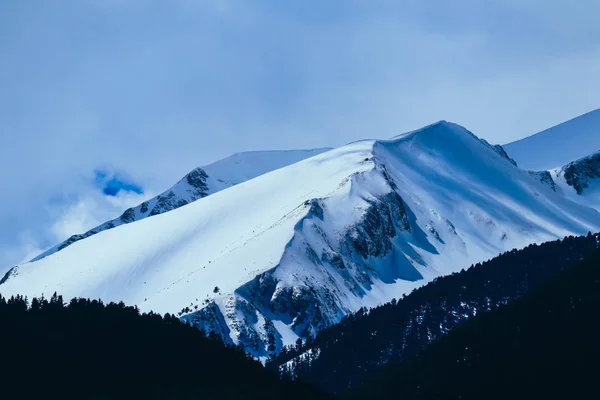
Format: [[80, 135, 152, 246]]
[[182, 160, 417, 357]]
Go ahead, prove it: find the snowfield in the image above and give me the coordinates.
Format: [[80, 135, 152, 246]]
[[32, 148, 330, 261], [504, 108, 600, 171], [549, 151, 600, 212], [2, 121, 600, 357]]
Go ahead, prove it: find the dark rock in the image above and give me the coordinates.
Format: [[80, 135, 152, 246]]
[[528, 170, 557, 192], [185, 168, 210, 198], [120, 208, 136, 224], [149, 191, 189, 216], [563, 151, 600, 194], [480, 139, 518, 166]]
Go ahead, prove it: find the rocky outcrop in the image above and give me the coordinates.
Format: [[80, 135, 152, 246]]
[[479, 139, 518, 166], [182, 168, 419, 358], [149, 191, 190, 216], [29, 150, 328, 262], [344, 191, 410, 259], [185, 168, 210, 197], [120, 208, 136, 224], [528, 170, 556, 192], [0, 267, 16, 285], [31, 170, 211, 261], [562, 151, 600, 194]]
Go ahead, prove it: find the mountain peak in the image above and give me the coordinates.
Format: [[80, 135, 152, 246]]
[[390, 120, 462, 140], [384, 121, 504, 165], [3, 120, 600, 359]]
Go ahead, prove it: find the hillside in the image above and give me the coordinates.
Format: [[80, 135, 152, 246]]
[[504, 108, 600, 171], [0, 293, 328, 400], [347, 243, 600, 399], [268, 232, 600, 393], [549, 150, 600, 211], [2, 121, 600, 358], [32, 148, 329, 261]]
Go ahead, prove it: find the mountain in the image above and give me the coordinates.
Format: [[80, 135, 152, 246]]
[[0, 294, 329, 400], [347, 245, 600, 400], [268, 232, 600, 394], [32, 148, 330, 261], [504, 108, 600, 171], [2, 121, 600, 359], [548, 150, 600, 211]]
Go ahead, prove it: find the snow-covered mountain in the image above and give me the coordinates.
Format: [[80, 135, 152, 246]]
[[503, 108, 600, 212], [2, 121, 600, 359], [547, 151, 600, 211], [504, 108, 600, 171], [32, 149, 330, 261]]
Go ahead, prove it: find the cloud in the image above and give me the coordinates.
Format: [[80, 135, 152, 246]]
[[49, 189, 147, 242], [94, 170, 143, 196], [0, 180, 150, 270], [1, 0, 599, 268], [0, 230, 44, 275]]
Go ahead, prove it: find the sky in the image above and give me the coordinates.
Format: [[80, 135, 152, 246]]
[[1, 0, 600, 269]]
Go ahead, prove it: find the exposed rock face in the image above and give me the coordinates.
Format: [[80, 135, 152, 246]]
[[149, 191, 190, 216], [147, 169, 210, 217], [479, 139, 518, 166], [0, 267, 16, 285], [345, 191, 410, 259], [562, 152, 600, 194], [182, 170, 417, 358], [57, 226, 108, 252], [120, 208, 136, 224], [528, 170, 557, 192], [6, 122, 597, 363], [185, 168, 210, 197], [30, 150, 328, 262]]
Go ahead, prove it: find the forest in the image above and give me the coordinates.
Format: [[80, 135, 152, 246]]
[[268, 232, 600, 394], [0, 293, 328, 400], [347, 246, 600, 399], [2, 232, 599, 399]]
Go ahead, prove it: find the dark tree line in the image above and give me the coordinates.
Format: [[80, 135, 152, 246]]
[[347, 247, 600, 399], [3, 233, 598, 399], [268, 232, 600, 394], [0, 293, 329, 400]]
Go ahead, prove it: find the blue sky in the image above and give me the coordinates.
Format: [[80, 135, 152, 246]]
[[1, 0, 600, 268]]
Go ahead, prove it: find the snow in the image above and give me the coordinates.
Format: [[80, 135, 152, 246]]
[[549, 158, 600, 212], [504, 108, 600, 171], [2, 120, 600, 356], [31, 148, 330, 261], [2, 143, 374, 314]]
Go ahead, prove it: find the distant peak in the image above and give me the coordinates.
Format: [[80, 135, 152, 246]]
[[389, 120, 471, 142], [503, 107, 600, 171], [378, 120, 522, 168], [430, 119, 453, 127]]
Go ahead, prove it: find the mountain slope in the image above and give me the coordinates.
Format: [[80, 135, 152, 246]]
[[504, 108, 600, 171], [268, 233, 600, 393], [0, 294, 329, 400], [2, 121, 600, 358], [347, 246, 600, 400], [548, 150, 600, 211], [32, 149, 329, 261]]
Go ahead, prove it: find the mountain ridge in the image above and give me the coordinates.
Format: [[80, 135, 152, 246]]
[[268, 232, 600, 393], [31, 148, 330, 262], [2, 121, 600, 358], [504, 108, 600, 171]]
